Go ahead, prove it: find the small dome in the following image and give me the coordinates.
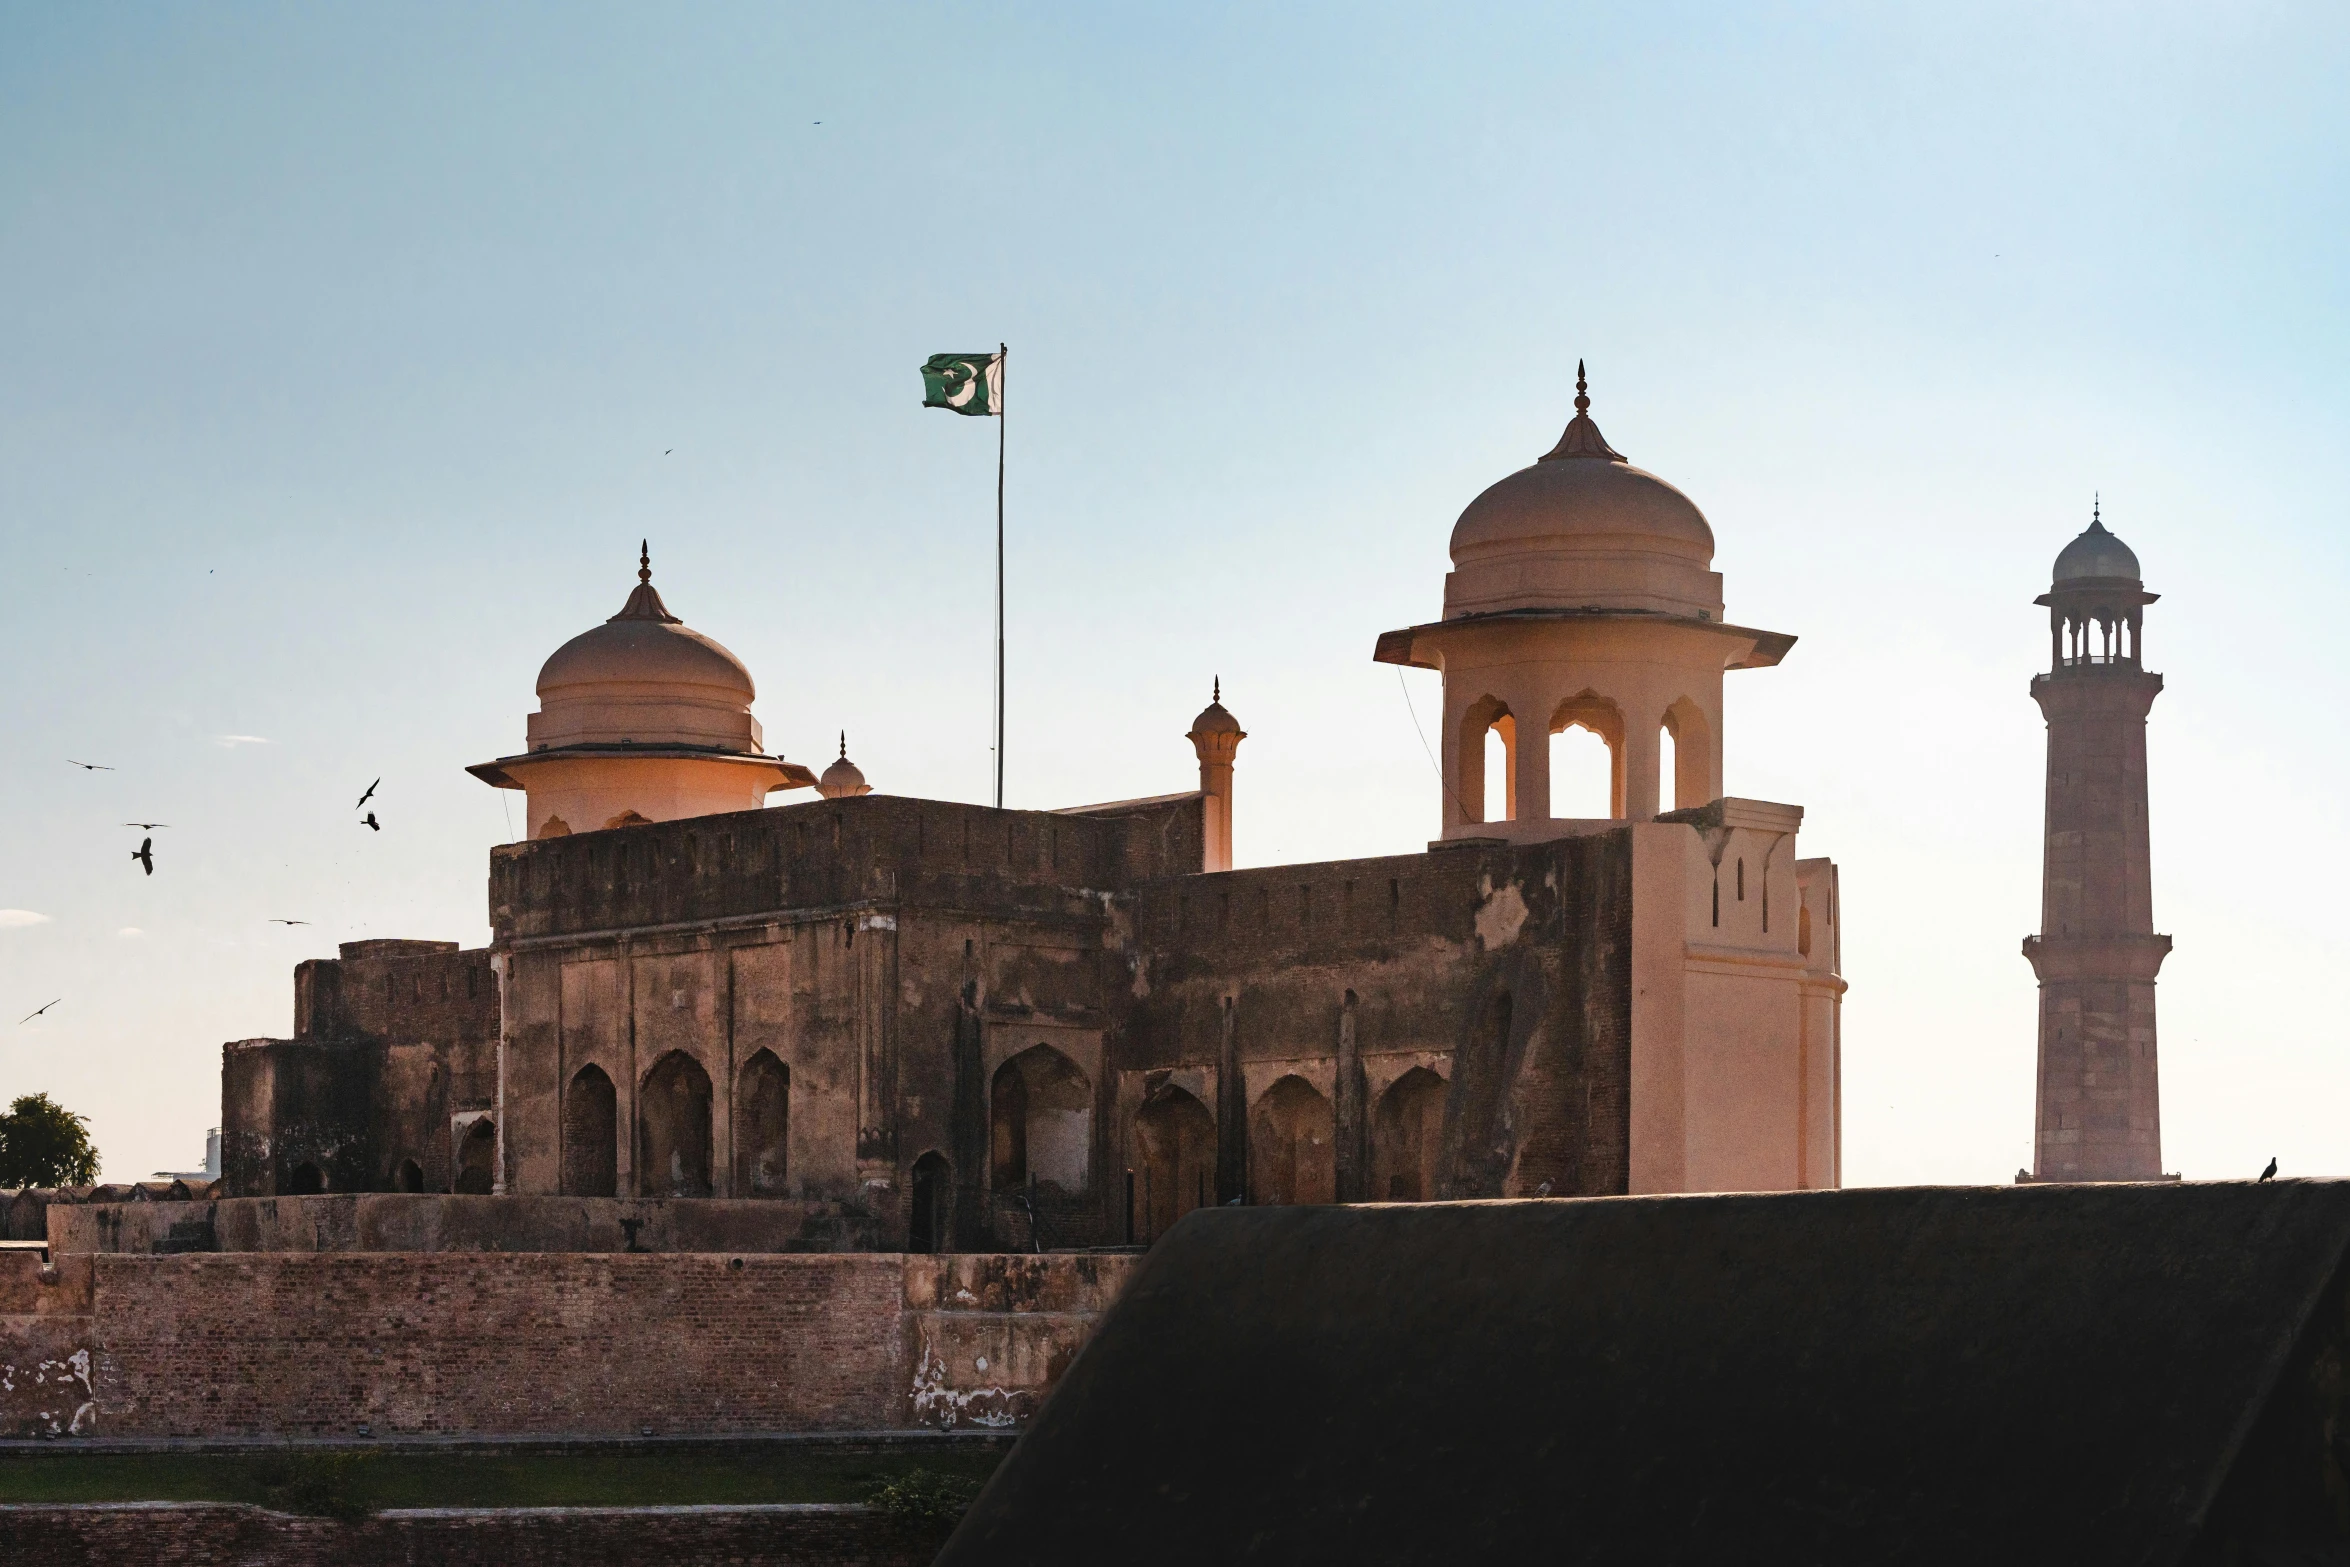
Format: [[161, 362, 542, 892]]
[[817, 734, 871, 799], [2052, 507, 2141, 585], [1188, 678, 1243, 739], [526, 545, 764, 753], [1444, 365, 1721, 620]]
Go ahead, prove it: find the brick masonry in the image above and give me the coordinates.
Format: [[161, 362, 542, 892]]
[[0, 1249, 1133, 1439], [0, 1502, 938, 1567]]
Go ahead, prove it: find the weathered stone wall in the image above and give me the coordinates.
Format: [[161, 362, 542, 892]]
[[1115, 831, 1635, 1223], [50, 1194, 883, 1256], [0, 1502, 935, 1567], [0, 1246, 1132, 1439], [224, 940, 501, 1199]]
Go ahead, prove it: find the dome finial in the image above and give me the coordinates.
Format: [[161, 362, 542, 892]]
[[1540, 357, 1625, 463], [2092, 493, 2101, 529], [817, 733, 872, 798], [1213, 675, 1220, 704], [610, 540, 681, 623]]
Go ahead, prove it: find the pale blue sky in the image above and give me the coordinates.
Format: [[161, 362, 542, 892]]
[[3, 4, 2345, 1183]]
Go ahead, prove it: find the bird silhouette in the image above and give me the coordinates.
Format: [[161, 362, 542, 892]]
[[122, 822, 169, 830], [2261, 1157, 2278, 1182], [19, 999, 60, 1024], [268, 918, 311, 926], [68, 759, 114, 771], [362, 812, 381, 832], [355, 778, 380, 809], [664, 449, 673, 455], [131, 837, 154, 875]]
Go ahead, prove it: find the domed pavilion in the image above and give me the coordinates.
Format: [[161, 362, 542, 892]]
[[1376, 364, 1795, 837], [468, 545, 816, 838]]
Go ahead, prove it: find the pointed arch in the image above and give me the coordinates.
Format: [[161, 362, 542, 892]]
[[639, 1051, 713, 1197], [735, 1049, 790, 1197], [909, 1151, 953, 1253], [1249, 1075, 1335, 1206], [991, 1044, 1093, 1194], [562, 1063, 617, 1198], [1661, 696, 1712, 814], [454, 1117, 497, 1194], [1458, 695, 1514, 824], [1372, 1067, 1448, 1201], [1550, 691, 1625, 819], [1135, 1084, 1216, 1241]]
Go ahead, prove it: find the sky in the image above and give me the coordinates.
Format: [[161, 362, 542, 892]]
[[2, 3, 2345, 1185]]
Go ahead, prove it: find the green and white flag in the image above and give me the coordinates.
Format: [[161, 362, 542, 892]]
[[919, 351, 1004, 416]]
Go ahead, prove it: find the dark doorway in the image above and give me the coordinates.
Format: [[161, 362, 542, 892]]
[[1135, 1086, 1215, 1241], [910, 1151, 952, 1253], [455, 1117, 497, 1194], [735, 1050, 790, 1197], [640, 1051, 714, 1198], [563, 1064, 618, 1198], [393, 1159, 425, 1193], [286, 1162, 325, 1195]]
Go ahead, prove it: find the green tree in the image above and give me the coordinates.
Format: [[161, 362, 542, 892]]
[[0, 1093, 100, 1187]]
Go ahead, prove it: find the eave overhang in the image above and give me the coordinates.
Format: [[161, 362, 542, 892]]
[[467, 744, 819, 793], [1373, 607, 1797, 671]]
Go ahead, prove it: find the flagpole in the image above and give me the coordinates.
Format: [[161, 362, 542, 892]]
[[995, 342, 1007, 811]]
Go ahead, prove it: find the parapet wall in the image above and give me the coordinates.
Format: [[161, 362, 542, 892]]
[[0, 1246, 1133, 1439], [488, 792, 1205, 943], [51, 1194, 883, 1256]]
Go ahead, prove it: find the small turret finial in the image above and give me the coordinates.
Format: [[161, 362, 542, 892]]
[[639, 539, 652, 584], [1213, 676, 1221, 704], [2092, 493, 2101, 528], [838, 731, 848, 760], [1574, 359, 1590, 416]]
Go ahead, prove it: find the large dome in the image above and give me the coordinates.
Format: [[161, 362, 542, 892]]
[[1443, 367, 1723, 620], [2052, 510, 2141, 585], [525, 547, 765, 754]]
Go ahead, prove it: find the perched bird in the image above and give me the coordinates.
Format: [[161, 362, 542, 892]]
[[362, 812, 381, 832], [1533, 1180, 1554, 1197], [268, 918, 311, 926], [355, 778, 380, 809], [19, 999, 60, 1024], [122, 821, 169, 830], [2261, 1158, 2278, 1182], [131, 837, 155, 875], [68, 759, 114, 771]]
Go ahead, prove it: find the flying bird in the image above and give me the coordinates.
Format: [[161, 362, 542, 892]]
[[2260, 1157, 2278, 1182], [664, 449, 673, 455], [132, 837, 155, 875], [355, 778, 380, 809], [361, 812, 381, 832], [68, 759, 113, 771], [122, 822, 170, 830], [19, 999, 60, 1024], [268, 918, 311, 926]]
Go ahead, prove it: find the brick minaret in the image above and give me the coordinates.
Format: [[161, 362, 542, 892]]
[[2023, 504, 2171, 1181]]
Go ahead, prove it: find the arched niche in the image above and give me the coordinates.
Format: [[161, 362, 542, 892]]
[[454, 1118, 496, 1195], [735, 1050, 790, 1197], [1371, 1067, 1447, 1201], [1249, 1075, 1335, 1207], [909, 1151, 952, 1254], [563, 1064, 617, 1198], [639, 1051, 713, 1198], [1134, 1085, 1216, 1240], [991, 1045, 1093, 1195]]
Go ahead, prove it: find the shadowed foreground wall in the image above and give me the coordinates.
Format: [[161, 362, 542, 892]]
[[0, 1503, 934, 1567], [1, 1249, 1130, 1439]]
